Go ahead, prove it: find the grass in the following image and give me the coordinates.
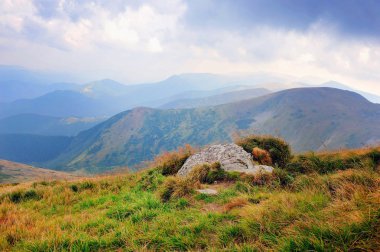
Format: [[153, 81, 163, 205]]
[[0, 147, 379, 251]]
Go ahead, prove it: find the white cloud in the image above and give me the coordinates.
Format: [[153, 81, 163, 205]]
[[0, 0, 379, 95]]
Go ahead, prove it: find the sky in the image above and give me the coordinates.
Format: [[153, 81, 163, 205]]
[[0, 0, 380, 94]]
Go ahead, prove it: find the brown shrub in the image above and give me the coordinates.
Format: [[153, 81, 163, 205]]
[[152, 144, 196, 176], [240, 172, 276, 186], [252, 147, 272, 165], [236, 135, 291, 168], [159, 176, 195, 202], [186, 162, 227, 184], [223, 197, 248, 212]]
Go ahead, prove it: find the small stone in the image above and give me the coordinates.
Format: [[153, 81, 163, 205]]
[[196, 189, 218, 195]]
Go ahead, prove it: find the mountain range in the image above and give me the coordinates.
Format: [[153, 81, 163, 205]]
[[0, 87, 376, 173], [1, 66, 380, 174]]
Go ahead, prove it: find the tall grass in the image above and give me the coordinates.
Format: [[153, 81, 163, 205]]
[[0, 146, 379, 251]]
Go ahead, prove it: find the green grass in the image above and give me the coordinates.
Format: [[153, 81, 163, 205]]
[[0, 148, 379, 251]]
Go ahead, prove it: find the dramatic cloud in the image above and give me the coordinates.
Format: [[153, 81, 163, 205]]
[[0, 0, 379, 94]]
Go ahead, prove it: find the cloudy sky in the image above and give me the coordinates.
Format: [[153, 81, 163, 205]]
[[0, 0, 379, 93]]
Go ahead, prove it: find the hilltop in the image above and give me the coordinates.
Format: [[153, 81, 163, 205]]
[[0, 137, 379, 251], [0, 159, 79, 184]]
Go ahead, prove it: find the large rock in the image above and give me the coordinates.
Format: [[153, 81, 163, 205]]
[[177, 143, 273, 176]]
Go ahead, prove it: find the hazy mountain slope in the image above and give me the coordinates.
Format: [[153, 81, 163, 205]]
[[0, 134, 72, 164], [48, 107, 229, 172], [0, 114, 104, 136], [0, 74, 280, 118], [48, 88, 380, 172], [0, 65, 79, 102], [0, 91, 114, 118], [160, 88, 270, 108], [222, 88, 380, 151], [320, 81, 380, 103], [0, 159, 79, 184]]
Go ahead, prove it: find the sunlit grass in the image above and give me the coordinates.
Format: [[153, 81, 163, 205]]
[[0, 147, 379, 251]]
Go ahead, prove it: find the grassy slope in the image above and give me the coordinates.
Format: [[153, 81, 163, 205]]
[[0, 160, 80, 184], [159, 88, 270, 109], [0, 148, 379, 251], [0, 113, 103, 136], [49, 87, 380, 173]]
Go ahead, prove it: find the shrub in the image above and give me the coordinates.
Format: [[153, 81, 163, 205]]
[[236, 135, 291, 168], [273, 168, 294, 186], [367, 149, 380, 167], [159, 177, 194, 202], [153, 144, 196, 176], [186, 162, 226, 183], [80, 181, 95, 190], [136, 168, 164, 191], [8, 191, 22, 203], [252, 147, 272, 165], [8, 189, 42, 203], [286, 152, 369, 174], [23, 190, 41, 201], [223, 197, 248, 212], [70, 184, 79, 192]]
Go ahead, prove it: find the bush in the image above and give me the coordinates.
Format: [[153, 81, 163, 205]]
[[252, 147, 272, 165], [186, 162, 225, 183], [159, 177, 194, 202], [8, 189, 42, 203], [80, 181, 95, 190], [286, 152, 369, 174], [153, 144, 196, 176], [367, 149, 380, 166], [70, 184, 79, 192], [273, 168, 294, 186], [136, 168, 164, 191], [236, 135, 291, 168]]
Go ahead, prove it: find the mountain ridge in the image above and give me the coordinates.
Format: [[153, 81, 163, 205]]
[[45, 87, 380, 172]]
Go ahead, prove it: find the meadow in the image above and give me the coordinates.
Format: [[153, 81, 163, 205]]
[[0, 139, 379, 251]]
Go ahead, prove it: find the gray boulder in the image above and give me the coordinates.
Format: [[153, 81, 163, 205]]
[[177, 143, 273, 176]]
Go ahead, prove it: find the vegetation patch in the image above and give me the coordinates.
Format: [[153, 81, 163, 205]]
[[0, 143, 379, 251], [236, 135, 291, 167]]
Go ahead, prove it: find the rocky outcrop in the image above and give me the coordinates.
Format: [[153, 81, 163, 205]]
[[177, 143, 273, 176]]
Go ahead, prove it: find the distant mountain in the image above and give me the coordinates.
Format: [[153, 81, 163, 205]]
[[319, 81, 380, 103], [0, 134, 72, 164], [0, 65, 79, 102], [0, 159, 79, 184], [0, 114, 104, 136], [0, 90, 114, 118], [160, 88, 270, 109], [0, 74, 283, 118], [45, 87, 380, 173]]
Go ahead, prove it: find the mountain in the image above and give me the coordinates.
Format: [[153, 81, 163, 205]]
[[46, 87, 380, 172], [0, 65, 79, 102], [319, 81, 380, 103], [0, 159, 79, 184], [0, 90, 114, 118], [160, 88, 270, 109], [0, 114, 104, 136], [0, 134, 72, 164], [0, 74, 281, 118]]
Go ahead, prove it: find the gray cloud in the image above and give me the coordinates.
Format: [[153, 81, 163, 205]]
[[184, 0, 380, 39]]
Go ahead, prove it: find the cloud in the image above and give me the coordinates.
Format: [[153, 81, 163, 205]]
[[0, 0, 379, 95], [184, 0, 380, 39], [0, 0, 186, 51]]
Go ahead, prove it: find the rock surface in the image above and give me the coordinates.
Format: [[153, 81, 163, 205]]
[[177, 143, 273, 176], [196, 189, 218, 195]]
